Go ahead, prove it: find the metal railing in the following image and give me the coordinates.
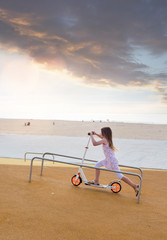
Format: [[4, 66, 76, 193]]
[[28, 153, 143, 204], [41, 152, 143, 177], [24, 152, 55, 162]]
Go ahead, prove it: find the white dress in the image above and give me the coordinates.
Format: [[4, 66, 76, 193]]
[[95, 143, 123, 179]]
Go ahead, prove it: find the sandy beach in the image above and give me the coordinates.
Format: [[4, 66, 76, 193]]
[[0, 119, 167, 239], [0, 118, 167, 140]]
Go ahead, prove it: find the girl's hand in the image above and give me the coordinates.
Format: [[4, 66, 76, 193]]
[[89, 131, 93, 135]]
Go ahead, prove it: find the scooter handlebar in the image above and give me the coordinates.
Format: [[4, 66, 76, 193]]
[[88, 131, 95, 135]]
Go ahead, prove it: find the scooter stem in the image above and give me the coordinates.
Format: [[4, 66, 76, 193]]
[[81, 136, 91, 165]]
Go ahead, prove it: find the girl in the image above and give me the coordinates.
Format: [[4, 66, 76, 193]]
[[88, 127, 139, 196]]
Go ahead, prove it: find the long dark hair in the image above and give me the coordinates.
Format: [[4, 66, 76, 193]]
[[101, 127, 116, 150]]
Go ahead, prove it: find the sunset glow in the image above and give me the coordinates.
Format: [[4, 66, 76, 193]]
[[0, 1, 167, 123]]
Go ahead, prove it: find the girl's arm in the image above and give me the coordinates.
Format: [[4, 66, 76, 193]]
[[94, 132, 103, 139], [90, 132, 107, 146]]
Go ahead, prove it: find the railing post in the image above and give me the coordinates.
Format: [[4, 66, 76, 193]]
[[24, 152, 27, 162], [29, 158, 34, 182], [40, 153, 55, 176], [41, 157, 44, 176], [137, 176, 142, 204]]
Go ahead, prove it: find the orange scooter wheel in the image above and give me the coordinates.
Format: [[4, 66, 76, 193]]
[[71, 175, 82, 186], [110, 182, 121, 193]]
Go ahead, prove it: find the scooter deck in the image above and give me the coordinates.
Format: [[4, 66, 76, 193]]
[[85, 182, 111, 189]]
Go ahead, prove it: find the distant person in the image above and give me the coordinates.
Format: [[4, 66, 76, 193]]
[[88, 127, 139, 196]]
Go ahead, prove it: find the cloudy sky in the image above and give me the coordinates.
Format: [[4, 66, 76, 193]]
[[0, 0, 167, 121]]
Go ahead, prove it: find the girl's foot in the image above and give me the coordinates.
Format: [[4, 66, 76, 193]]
[[135, 185, 140, 197], [88, 180, 99, 185]]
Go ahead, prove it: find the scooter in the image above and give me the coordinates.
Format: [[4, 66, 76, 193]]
[[71, 133, 122, 193]]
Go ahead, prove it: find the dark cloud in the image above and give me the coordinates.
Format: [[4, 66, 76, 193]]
[[0, 0, 167, 102]]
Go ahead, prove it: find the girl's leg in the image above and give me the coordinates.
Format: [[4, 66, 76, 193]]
[[121, 176, 139, 196], [114, 165, 139, 196], [121, 176, 136, 188], [94, 160, 105, 184], [95, 169, 100, 184], [88, 160, 104, 184]]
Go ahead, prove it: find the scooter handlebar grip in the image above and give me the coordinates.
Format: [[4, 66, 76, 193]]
[[88, 131, 94, 135]]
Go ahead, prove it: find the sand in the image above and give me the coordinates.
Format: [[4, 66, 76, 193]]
[[0, 163, 167, 240], [0, 119, 167, 239], [0, 118, 167, 140]]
